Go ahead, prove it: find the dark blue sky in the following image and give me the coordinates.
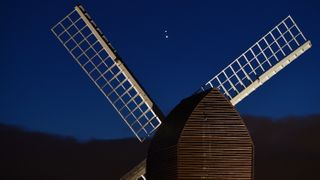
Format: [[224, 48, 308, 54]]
[[1, 0, 319, 140]]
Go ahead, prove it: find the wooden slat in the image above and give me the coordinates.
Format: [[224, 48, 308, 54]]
[[147, 88, 254, 179]]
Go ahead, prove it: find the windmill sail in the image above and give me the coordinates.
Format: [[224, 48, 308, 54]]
[[51, 5, 163, 142], [200, 15, 312, 106]]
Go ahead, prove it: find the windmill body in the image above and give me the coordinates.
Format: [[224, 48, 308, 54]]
[[147, 88, 253, 179], [51, 5, 312, 179]]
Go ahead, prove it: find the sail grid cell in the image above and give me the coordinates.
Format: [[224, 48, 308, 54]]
[[200, 16, 311, 105], [51, 5, 162, 142]]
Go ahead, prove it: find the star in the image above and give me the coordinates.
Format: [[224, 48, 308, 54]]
[[164, 30, 168, 39]]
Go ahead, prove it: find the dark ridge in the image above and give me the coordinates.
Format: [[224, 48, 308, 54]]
[[0, 114, 320, 179], [243, 115, 320, 180], [0, 123, 149, 180]]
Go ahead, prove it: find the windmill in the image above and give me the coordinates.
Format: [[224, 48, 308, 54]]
[[51, 4, 311, 180]]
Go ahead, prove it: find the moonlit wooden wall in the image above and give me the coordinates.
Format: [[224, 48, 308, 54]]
[[147, 88, 254, 179]]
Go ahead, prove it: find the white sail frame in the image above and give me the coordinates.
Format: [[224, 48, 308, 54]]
[[51, 5, 163, 142], [200, 16, 312, 106]]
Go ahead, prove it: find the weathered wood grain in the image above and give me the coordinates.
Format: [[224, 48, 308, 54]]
[[147, 88, 254, 179]]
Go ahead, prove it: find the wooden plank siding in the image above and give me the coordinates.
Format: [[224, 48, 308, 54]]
[[147, 88, 254, 179]]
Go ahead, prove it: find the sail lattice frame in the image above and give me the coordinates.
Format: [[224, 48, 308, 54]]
[[201, 15, 311, 105], [51, 5, 162, 142]]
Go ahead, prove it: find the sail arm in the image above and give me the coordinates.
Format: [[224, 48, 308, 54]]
[[200, 15, 312, 106], [51, 5, 163, 142]]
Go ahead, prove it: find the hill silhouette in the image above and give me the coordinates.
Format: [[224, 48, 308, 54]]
[[0, 115, 320, 180]]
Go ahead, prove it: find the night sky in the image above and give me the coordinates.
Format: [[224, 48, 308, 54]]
[[1, 0, 319, 140]]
